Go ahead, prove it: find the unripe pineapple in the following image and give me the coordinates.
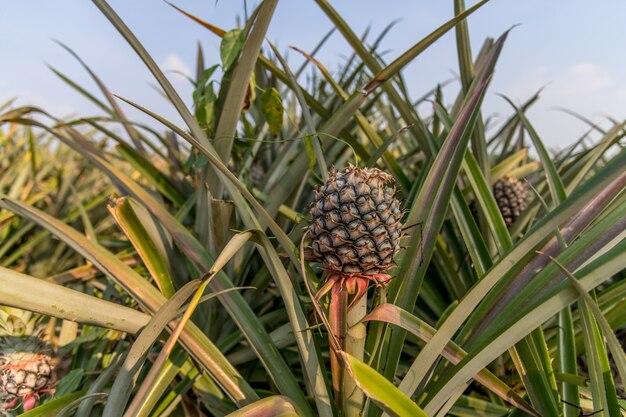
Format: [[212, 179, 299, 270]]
[[0, 307, 53, 411], [309, 166, 403, 406], [310, 165, 403, 276], [493, 176, 529, 228]]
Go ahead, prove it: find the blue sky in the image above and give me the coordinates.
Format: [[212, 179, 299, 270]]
[[1, 1, 625, 150]]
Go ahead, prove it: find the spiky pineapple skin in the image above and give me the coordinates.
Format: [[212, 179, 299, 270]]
[[0, 351, 51, 400], [0, 308, 53, 406], [310, 165, 402, 275], [493, 176, 529, 228]]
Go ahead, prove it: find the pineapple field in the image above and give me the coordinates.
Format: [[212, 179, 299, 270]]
[[1, 1, 625, 416]]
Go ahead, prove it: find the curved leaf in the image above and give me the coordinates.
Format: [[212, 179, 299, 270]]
[[0, 266, 148, 333], [108, 196, 176, 298], [341, 353, 428, 417], [225, 396, 303, 417]]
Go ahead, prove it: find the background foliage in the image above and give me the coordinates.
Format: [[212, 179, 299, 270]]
[[0, 0, 624, 416]]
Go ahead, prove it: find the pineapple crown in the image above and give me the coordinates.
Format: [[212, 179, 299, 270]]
[[325, 164, 395, 191], [0, 307, 45, 339]]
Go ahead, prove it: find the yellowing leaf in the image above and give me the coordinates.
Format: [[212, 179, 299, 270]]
[[341, 353, 428, 417], [221, 29, 245, 70], [261, 87, 284, 136]]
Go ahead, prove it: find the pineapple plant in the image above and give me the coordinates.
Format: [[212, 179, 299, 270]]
[[0, 307, 53, 412], [309, 165, 403, 414], [0, 0, 624, 415]]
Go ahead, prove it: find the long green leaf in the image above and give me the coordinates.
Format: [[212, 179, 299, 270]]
[[360, 0, 490, 94], [551, 255, 626, 390], [108, 196, 176, 298], [123, 231, 254, 416], [269, 43, 328, 180], [514, 334, 560, 417], [47, 64, 113, 116], [578, 296, 620, 417], [54, 40, 146, 153], [116, 143, 185, 207], [124, 231, 253, 417], [341, 353, 428, 417], [0, 265, 148, 333], [213, 0, 277, 163]]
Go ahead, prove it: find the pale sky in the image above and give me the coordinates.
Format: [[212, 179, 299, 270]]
[[1, 1, 625, 151]]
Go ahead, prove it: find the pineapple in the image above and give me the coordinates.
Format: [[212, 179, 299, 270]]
[[0, 307, 53, 412], [309, 165, 403, 410], [309, 165, 403, 303], [493, 176, 529, 228]]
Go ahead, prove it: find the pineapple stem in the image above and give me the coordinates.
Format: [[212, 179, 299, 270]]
[[329, 281, 347, 416], [344, 294, 367, 417], [328, 274, 369, 417]]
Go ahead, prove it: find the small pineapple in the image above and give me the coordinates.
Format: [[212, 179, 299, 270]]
[[309, 165, 403, 303], [0, 307, 53, 411], [493, 176, 529, 228]]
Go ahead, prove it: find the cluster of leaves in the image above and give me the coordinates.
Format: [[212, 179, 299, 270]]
[[0, 0, 624, 416]]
